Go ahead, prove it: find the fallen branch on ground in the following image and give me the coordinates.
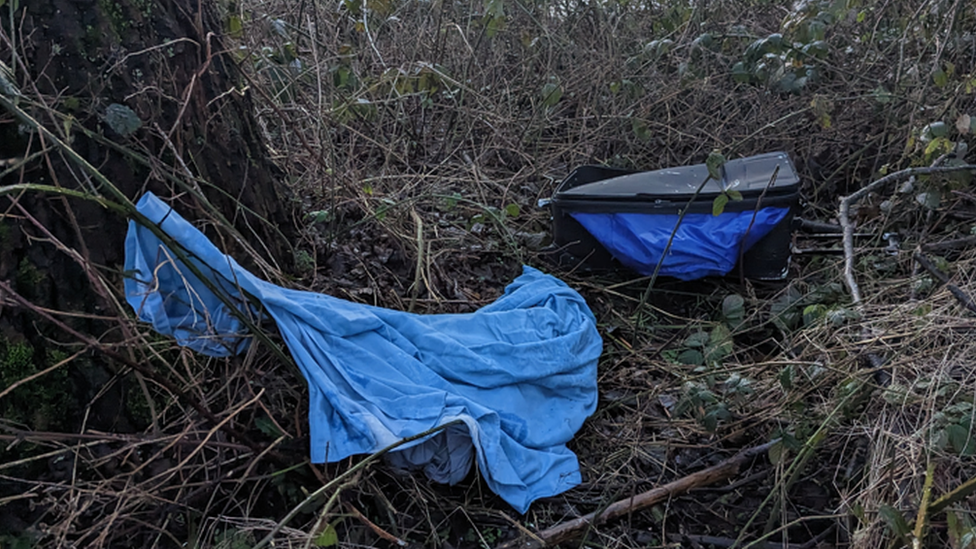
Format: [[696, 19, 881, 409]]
[[495, 439, 778, 549], [913, 252, 976, 314], [921, 235, 976, 253], [838, 164, 976, 304]]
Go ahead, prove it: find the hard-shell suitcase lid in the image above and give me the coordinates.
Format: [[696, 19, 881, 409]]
[[556, 151, 799, 201]]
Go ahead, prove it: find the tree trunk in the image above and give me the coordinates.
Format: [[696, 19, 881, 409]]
[[0, 0, 298, 339], [0, 0, 301, 540], [0, 0, 298, 462]]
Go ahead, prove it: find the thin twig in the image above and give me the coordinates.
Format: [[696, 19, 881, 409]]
[[667, 533, 804, 549], [344, 501, 407, 547], [0, 280, 270, 457], [913, 461, 935, 546], [408, 207, 424, 312], [495, 440, 778, 549], [252, 420, 461, 549], [738, 165, 779, 285], [638, 173, 713, 314], [0, 349, 83, 401], [913, 252, 976, 314], [838, 164, 976, 304], [921, 235, 976, 253]]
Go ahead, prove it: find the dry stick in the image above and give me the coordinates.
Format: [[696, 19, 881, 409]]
[[0, 427, 253, 452], [913, 252, 976, 314], [494, 440, 778, 549], [343, 501, 408, 547], [0, 280, 268, 457], [10, 196, 162, 433], [638, 173, 714, 315], [737, 165, 779, 286], [408, 208, 424, 313], [252, 420, 461, 549], [0, 96, 299, 374], [0, 349, 84, 401], [667, 533, 804, 549], [838, 164, 976, 303], [930, 473, 976, 514], [921, 235, 976, 253], [913, 461, 936, 546]]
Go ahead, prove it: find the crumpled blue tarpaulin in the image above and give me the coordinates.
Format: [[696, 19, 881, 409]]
[[123, 192, 602, 513], [571, 208, 790, 280]]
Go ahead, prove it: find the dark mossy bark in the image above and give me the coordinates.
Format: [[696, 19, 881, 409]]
[[0, 0, 297, 429]]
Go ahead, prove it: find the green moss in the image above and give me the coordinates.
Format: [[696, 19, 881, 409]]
[[0, 341, 71, 431], [0, 221, 10, 254], [100, 0, 128, 34], [124, 375, 154, 427], [131, 0, 154, 19], [294, 249, 314, 274], [15, 257, 44, 291], [62, 96, 81, 111]]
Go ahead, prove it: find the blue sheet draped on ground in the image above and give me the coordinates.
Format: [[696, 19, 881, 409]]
[[123, 193, 602, 513], [571, 209, 790, 280]]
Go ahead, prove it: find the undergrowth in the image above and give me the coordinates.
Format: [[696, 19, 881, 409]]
[[1, 0, 976, 547]]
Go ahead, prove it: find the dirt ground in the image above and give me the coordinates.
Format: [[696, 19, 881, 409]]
[[3, 0, 976, 547]]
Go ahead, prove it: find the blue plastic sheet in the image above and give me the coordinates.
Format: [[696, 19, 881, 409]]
[[124, 193, 602, 513], [571, 208, 790, 280]]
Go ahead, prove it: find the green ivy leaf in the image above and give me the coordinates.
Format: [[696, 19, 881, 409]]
[[706, 149, 726, 181], [255, 416, 283, 437], [722, 294, 745, 326], [702, 409, 719, 432], [308, 210, 332, 224], [706, 324, 733, 363], [916, 191, 941, 210], [879, 504, 912, 542], [731, 61, 751, 84], [727, 189, 743, 201], [802, 40, 828, 59], [684, 332, 710, 348], [802, 304, 827, 326], [505, 203, 520, 218], [227, 15, 243, 39], [946, 424, 973, 454], [872, 86, 892, 104], [540, 81, 563, 108], [631, 118, 651, 142], [484, 0, 505, 37], [104, 103, 142, 136], [712, 193, 729, 216], [692, 33, 714, 50], [677, 349, 704, 365], [807, 19, 827, 41], [314, 523, 339, 547], [778, 365, 794, 391], [922, 121, 948, 140], [485, 13, 505, 37]]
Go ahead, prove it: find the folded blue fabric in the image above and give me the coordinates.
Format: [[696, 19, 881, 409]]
[[571, 208, 790, 280], [124, 193, 602, 513]]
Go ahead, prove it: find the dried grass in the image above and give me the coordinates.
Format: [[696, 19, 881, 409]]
[[2, 0, 976, 547]]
